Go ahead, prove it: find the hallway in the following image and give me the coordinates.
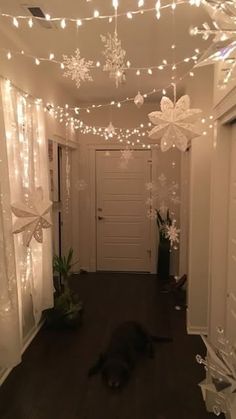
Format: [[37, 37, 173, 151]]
[[0, 273, 219, 419]]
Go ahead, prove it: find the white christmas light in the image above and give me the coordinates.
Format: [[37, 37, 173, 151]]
[[13, 17, 19, 27], [94, 10, 100, 18], [127, 12, 133, 19], [77, 19, 82, 26], [28, 18, 33, 28], [35, 58, 40, 65], [60, 18, 66, 29], [112, 0, 119, 10], [138, 0, 144, 6], [7, 52, 12, 60]]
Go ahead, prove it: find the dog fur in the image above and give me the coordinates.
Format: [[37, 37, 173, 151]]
[[88, 321, 172, 389]]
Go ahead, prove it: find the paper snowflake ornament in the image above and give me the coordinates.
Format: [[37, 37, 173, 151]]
[[148, 95, 202, 152], [105, 122, 116, 138], [62, 48, 93, 89], [197, 329, 236, 414], [145, 182, 155, 191], [75, 179, 87, 191], [121, 148, 133, 162], [147, 208, 157, 220], [165, 220, 180, 247], [11, 187, 52, 247], [152, 173, 180, 211], [101, 32, 127, 87], [134, 91, 144, 108], [192, 1, 236, 68], [119, 148, 133, 169]]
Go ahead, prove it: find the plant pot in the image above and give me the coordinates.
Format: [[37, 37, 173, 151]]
[[157, 238, 170, 280], [44, 292, 84, 329]]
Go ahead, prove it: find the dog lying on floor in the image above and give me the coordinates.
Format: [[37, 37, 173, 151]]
[[88, 321, 172, 389]]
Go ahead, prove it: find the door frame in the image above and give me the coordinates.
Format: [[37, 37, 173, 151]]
[[208, 86, 236, 345], [88, 145, 157, 273]]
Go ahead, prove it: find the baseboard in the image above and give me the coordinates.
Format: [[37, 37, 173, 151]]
[[0, 319, 44, 386]]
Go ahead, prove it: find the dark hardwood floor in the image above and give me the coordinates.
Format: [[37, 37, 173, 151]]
[[0, 273, 220, 419]]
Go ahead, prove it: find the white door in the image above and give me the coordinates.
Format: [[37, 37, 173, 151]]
[[226, 123, 236, 345], [96, 150, 151, 272]]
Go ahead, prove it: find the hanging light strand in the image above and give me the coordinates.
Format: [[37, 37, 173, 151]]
[[1, 1, 199, 28]]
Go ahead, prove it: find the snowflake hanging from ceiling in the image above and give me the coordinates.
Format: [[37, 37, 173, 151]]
[[148, 95, 202, 152], [62, 48, 94, 89], [192, 1, 236, 69], [105, 122, 116, 139], [101, 32, 127, 87], [119, 148, 133, 169], [11, 187, 52, 247], [146, 173, 180, 213]]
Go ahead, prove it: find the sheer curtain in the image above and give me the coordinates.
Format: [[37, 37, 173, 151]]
[[0, 79, 53, 369]]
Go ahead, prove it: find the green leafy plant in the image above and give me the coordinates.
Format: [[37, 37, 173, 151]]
[[45, 248, 83, 328], [156, 209, 172, 241], [53, 247, 79, 293]]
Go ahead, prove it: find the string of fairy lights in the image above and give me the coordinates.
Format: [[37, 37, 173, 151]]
[[0, 45, 201, 75], [0, 0, 202, 29], [0, 0, 220, 144]]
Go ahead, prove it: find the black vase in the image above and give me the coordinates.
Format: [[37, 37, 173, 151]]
[[157, 238, 170, 280]]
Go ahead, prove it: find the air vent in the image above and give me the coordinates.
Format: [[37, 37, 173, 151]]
[[23, 5, 54, 29]]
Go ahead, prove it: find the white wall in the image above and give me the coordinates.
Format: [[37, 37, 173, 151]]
[[185, 66, 214, 334]]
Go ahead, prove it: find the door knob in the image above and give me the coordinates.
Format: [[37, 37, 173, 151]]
[[98, 216, 105, 220]]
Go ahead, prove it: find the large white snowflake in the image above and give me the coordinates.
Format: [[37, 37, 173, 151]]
[[11, 187, 52, 247], [193, 1, 236, 68], [62, 48, 93, 89], [148, 95, 202, 152], [165, 220, 180, 247], [101, 32, 127, 87]]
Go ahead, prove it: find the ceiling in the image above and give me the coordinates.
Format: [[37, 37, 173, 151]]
[[0, 0, 213, 105]]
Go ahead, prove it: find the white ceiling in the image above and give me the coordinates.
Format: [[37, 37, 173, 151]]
[[0, 0, 212, 104]]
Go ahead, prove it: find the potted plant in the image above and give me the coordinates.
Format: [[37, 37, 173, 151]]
[[156, 209, 171, 280], [45, 248, 83, 328]]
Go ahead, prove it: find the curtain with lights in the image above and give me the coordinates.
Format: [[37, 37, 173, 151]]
[[0, 79, 53, 368]]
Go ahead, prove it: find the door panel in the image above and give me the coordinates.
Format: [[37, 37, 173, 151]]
[[226, 123, 236, 344], [96, 150, 151, 272]]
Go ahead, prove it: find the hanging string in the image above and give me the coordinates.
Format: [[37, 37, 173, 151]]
[[171, 3, 177, 104]]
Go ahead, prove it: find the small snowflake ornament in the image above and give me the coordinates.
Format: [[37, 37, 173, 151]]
[[101, 32, 127, 87], [148, 95, 202, 152], [62, 48, 93, 89], [165, 220, 180, 247], [121, 148, 133, 162], [75, 179, 87, 191], [11, 187, 52, 247], [105, 122, 116, 138], [149, 173, 180, 212], [147, 208, 157, 220], [145, 182, 155, 191]]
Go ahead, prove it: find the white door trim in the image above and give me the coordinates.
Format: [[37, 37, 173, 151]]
[[208, 91, 236, 345], [88, 144, 156, 273]]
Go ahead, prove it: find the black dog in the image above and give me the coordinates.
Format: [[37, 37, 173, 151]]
[[88, 321, 172, 389]]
